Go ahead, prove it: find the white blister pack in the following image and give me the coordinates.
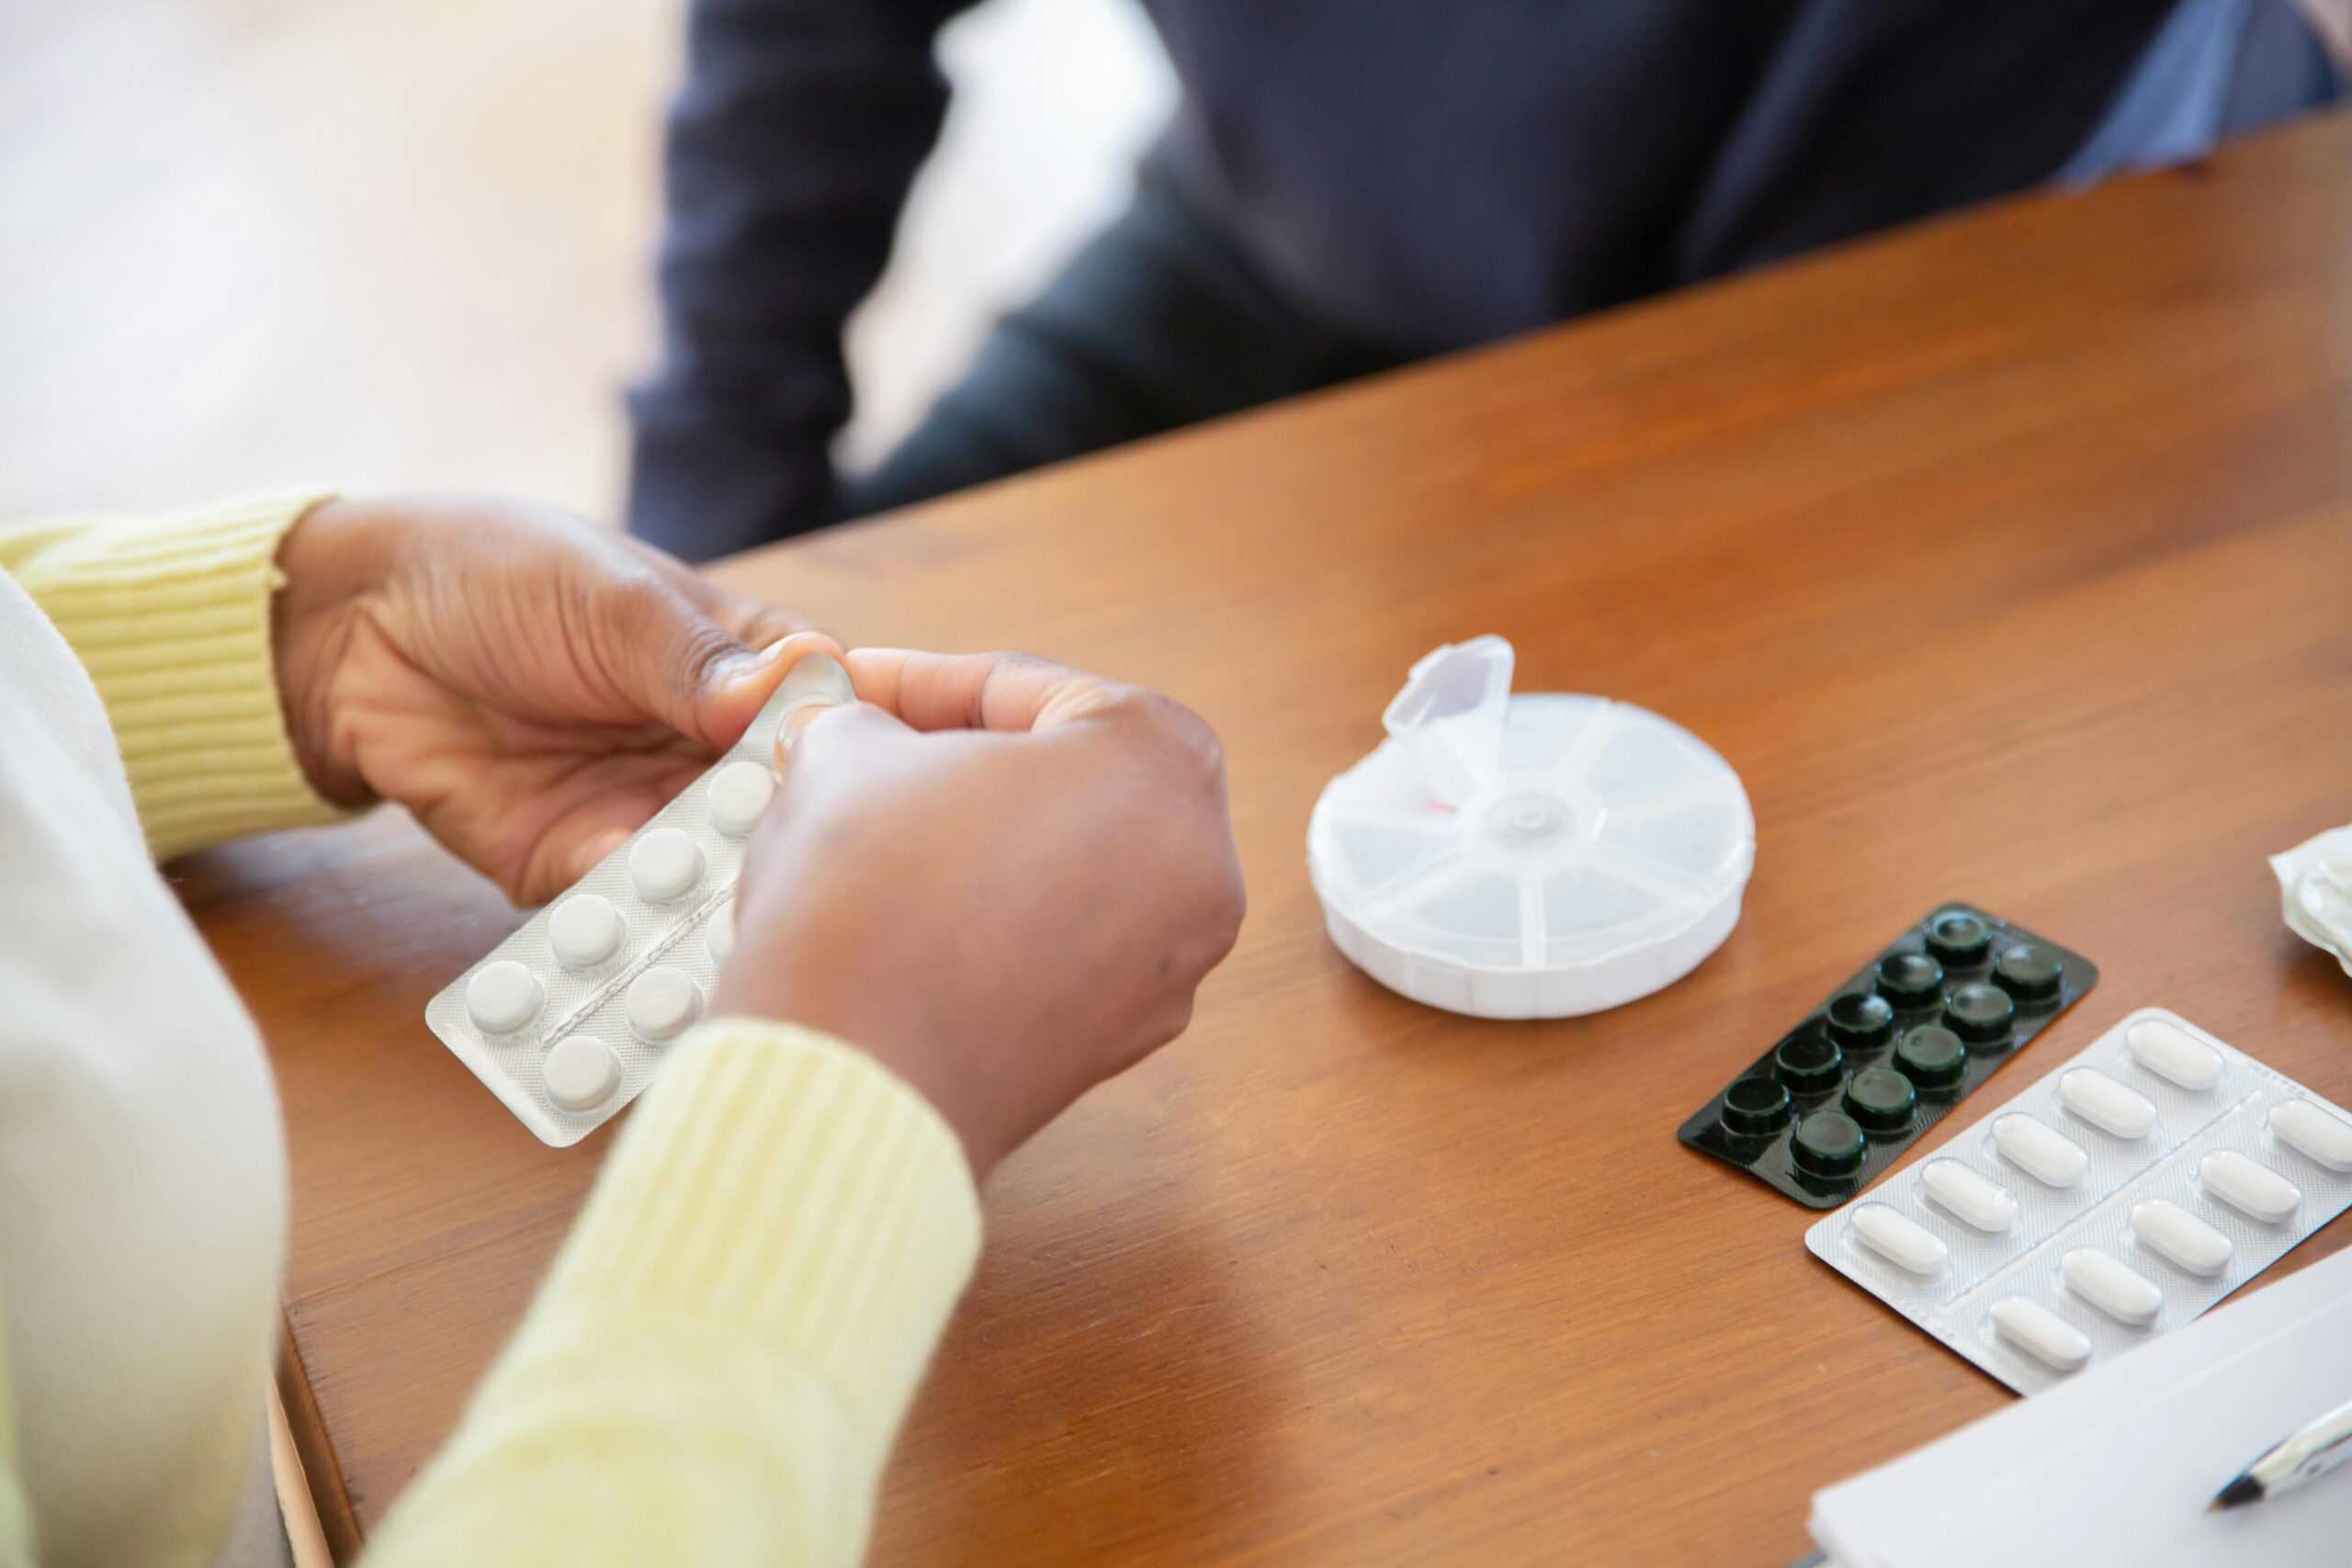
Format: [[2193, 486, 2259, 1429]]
[[1805, 1007, 2352, 1393], [424, 653, 855, 1145]]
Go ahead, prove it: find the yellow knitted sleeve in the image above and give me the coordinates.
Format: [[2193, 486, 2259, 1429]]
[[0, 1290, 28, 1568], [0, 493, 346, 860], [3, 497, 985, 1564], [359, 1019, 982, 1566]]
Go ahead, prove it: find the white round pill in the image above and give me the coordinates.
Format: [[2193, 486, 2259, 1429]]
[[1989, 1296, 2091, 1372], [2270, 1099, 2352, 1172], [465, 960, 543, 1036], [628, 828, 706, 903], [707, 760, 776, 838], [707, 897, 736, 965], [1850, 1202, 1949, 1275], [2130, 1198, 2233, 1277], [547, 893, 625, 969], [1993, 1112, 2089, 1188], [2061, 1247, 2163, 1325], [543, 1035, 622, 1111], [1919, 1158, 2019, 1234], [2123, 1017, 2222, 1091], [2199, 1149, 2301, 1224], [2058, 1067, 2156, 1141], [626, 965, 701, 1043]]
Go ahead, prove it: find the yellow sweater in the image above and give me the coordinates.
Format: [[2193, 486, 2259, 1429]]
[[0, 497, 980, 1565]]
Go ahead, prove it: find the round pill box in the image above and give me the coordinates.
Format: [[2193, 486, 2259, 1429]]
[[1306, 637, 1755, 1019]]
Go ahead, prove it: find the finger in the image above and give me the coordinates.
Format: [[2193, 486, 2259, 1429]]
[[843, 648, 1133, 735], [708, 587, 823, 652], [522, 790, 684, 903], [508, 766, 697, 903], [696, 630, 848, 748], [774, 699, 910, 773], [620, 530, 823, 652], [570, 825, 632, 882], [590, 567, 842, 750]]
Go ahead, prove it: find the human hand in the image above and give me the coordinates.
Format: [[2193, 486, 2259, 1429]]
[[713, 650, 1248, 1179], [271, 493, 832, 902]]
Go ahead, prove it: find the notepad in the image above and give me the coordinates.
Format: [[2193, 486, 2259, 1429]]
[[1810, 1242, 2352, 1567]]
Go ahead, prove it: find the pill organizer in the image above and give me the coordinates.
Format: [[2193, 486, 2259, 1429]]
[[1805, 1008, 2352, 1394], [1307, 637, 1755, 1019], [424, 653, 855, 1145], [1678, 904, 2097, 1206]]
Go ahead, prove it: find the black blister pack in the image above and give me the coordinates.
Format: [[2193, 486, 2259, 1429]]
[[1678, 904, 2097, 1207]]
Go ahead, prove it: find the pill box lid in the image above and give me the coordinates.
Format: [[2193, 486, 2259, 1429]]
[[1307, 637, 1754, 1020]]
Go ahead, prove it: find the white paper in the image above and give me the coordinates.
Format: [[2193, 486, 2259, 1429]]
[[1812, 1244, 2352, 1567], [2272, 824, 2352, 977]]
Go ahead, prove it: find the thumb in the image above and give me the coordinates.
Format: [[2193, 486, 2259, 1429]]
[[582, 531, 837, 749], [594, 575, 843, 748], [696, 630, 849, 750], [775, 698, 913, 773]]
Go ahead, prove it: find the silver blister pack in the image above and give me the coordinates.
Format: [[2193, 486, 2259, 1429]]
[[424, 653, 855, 1145], [1805, 1007, 2352, 1394]]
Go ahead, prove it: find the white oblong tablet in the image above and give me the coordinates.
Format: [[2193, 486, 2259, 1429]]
[[628, 828, 706, 903], [1850, 1202, 1949, 1275], [1919, 1158, 2019, 1234], [543, 1035, 622, 1111], [1990, 1296, 2091, 1372], [707, 760, 776, 839], [2123, 1018, 2222, 1091], [465, 960, 543, 1035], [547, 893, 625, 969], [2199, 1149, 2301, 1224], [706, 897, 736, 965], [1993, 1113, 2090, 1188], [2059, 1068, 2156, 1140], [2062, 1247, 2164, 1325], [2270, 1099, 2352, 1172], [626, 965, 701, 1043], [2130, 1198, 2233, 1277]]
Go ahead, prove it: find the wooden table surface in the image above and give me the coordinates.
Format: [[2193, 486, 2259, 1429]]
[[183, 113, 2352, 1564]]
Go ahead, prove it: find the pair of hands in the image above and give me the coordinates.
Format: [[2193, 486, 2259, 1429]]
[[273, 496, 1245, 1177]]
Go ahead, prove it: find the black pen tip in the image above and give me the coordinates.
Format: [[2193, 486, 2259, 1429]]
[[2211, 1474, 2262, 1511]]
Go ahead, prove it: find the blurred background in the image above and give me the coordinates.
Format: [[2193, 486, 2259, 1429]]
[[0, 0, 1174, 519]]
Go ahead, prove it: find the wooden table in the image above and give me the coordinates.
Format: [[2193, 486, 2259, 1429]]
[[184, 112, 2352, 1563]]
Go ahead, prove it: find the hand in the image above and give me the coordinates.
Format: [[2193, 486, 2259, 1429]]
[[272, 493, 831, 902], [714, 650, 1248, 1179]]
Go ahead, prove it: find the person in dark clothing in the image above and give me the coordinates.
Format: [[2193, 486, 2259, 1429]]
[[627, 0, 2340, 560]]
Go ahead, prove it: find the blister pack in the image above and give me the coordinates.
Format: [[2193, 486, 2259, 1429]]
[[1805, 1008, 2352, 1393], [1678, 904, 2097, 1207], [424, 653, 856, 1145]]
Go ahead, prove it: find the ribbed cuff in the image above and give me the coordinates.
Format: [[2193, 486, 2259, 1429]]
[[544, 1019, 982, 1446], [19, 491, 347, 860]]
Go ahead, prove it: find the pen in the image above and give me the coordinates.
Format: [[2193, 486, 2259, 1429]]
[[2211, 1395, 2352, 1510]]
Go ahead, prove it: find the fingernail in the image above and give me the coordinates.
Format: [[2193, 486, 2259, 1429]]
[[724, 637, 789, 684], [731, 633, 832, 692]]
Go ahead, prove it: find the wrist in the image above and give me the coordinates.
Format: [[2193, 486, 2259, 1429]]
[[271, 497, 397, 806], [711, 966, 1005, 1180]]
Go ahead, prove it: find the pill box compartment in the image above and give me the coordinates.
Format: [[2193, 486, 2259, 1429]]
[[1677, 904, 2097, 1208]]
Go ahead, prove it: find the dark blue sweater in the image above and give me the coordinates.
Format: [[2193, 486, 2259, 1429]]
[[628, 1, 2191, 558]]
